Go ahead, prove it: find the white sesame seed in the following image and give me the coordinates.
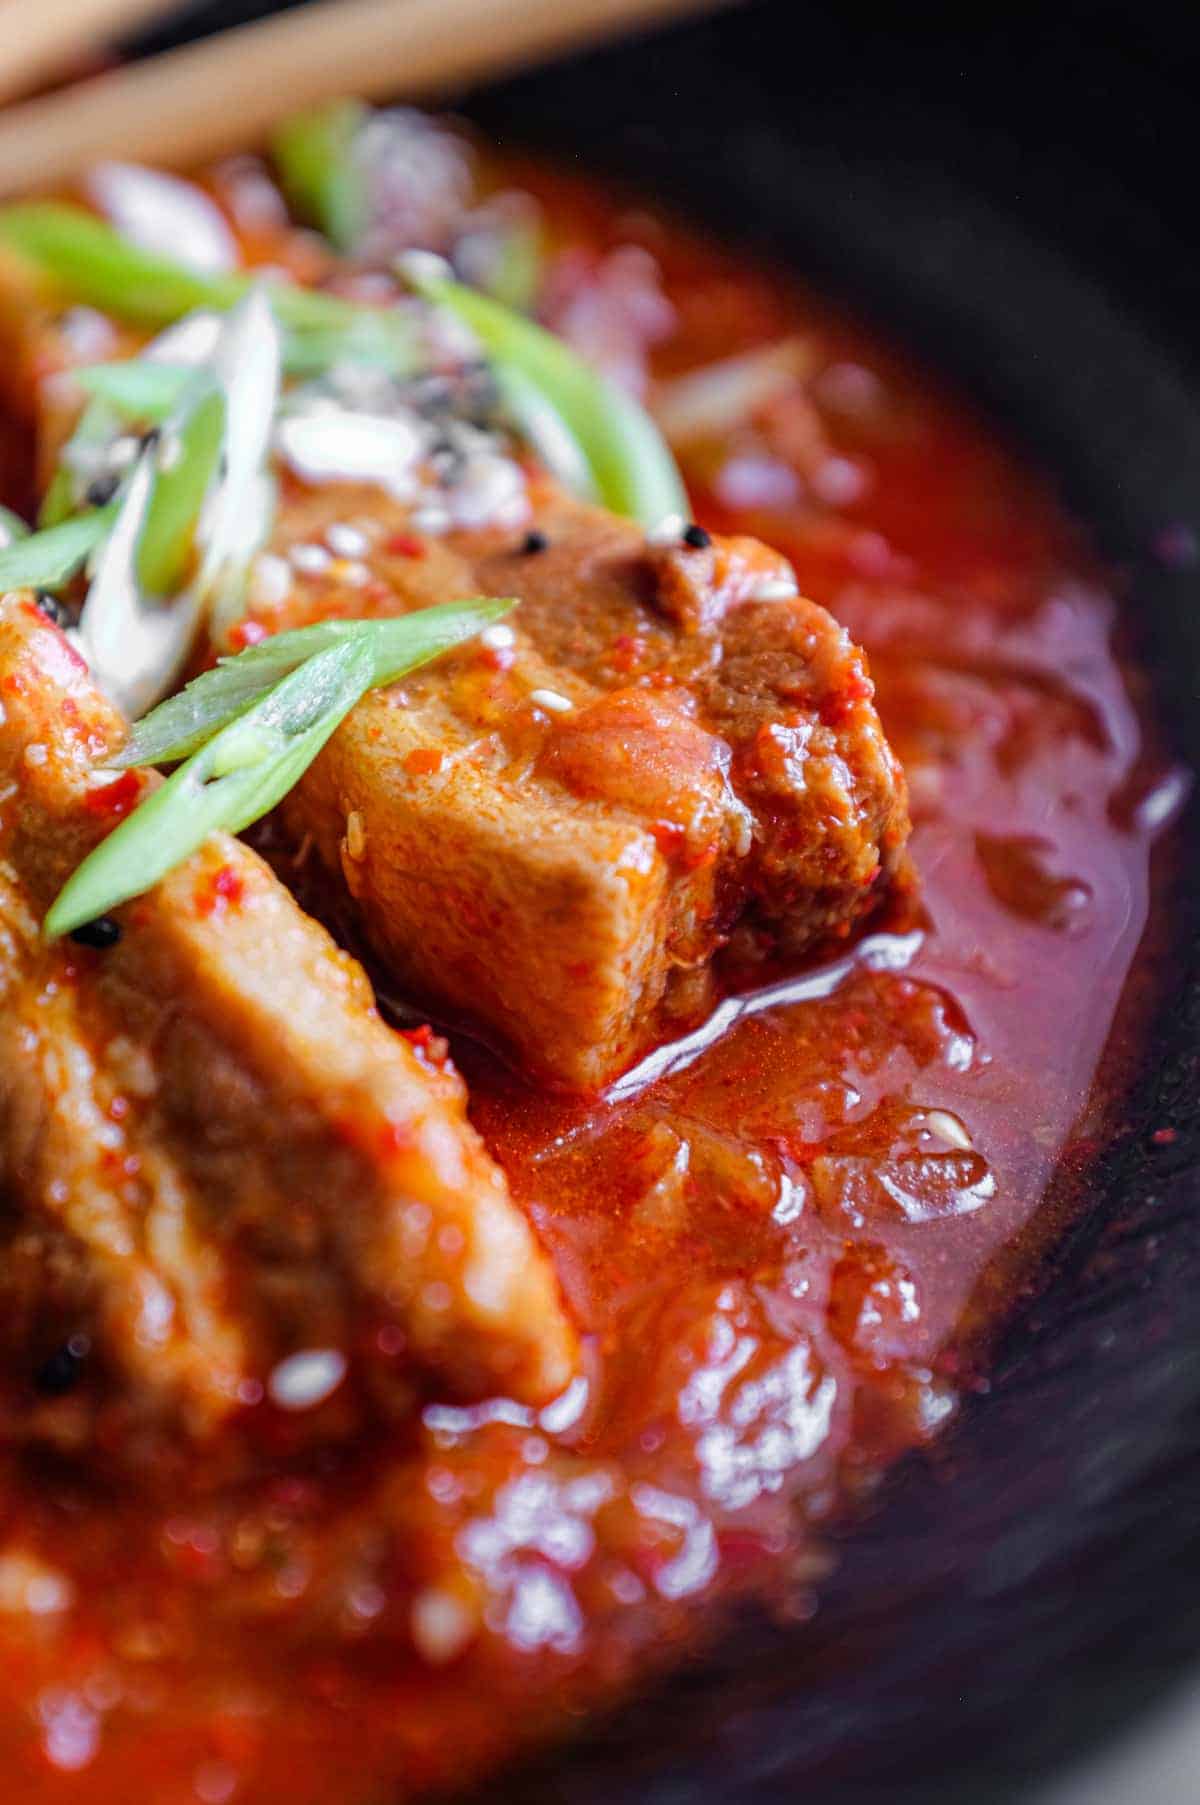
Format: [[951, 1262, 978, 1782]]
[[267, 1348, 347, 1412], [399, 249, 455, 287], [334, 559, 371, 588], [23, 743, 47, 768], [410, 1587, 476, 1664], [529, 687, 574, 714], [926, 1109, 973, 1151], [110, 434, 141, 470], [345, 810, 366, 861], [289, 542, 332, 575], [749, 575, 799, 602], [251, 552, 291, 606], [410, 504, 451, 536], [325, 522, 370, 558], [479, 623, 515, 651], [645, 511, 687, 547]]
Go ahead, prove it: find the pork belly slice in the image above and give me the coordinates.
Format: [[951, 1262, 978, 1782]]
[[247, 477, 910, 1091], [0, 596, 575, 1440]]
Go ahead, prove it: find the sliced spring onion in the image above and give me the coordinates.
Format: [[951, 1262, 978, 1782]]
[[0, 203, 410, 349], [44, 598, 512, 937], [271, 100, 368, 253], [0, 503, 116, 590], [86, 163, 239, 277], [75, 456, 188, 720], [74, 359, 194, 421], [193, 288, 282, 630], [280, 312, 417, 378], [115, 599, 513, 767], [400, 254, 687, 526], [46, 638, 372, 938], [136, 383, 226, 595], [494, 363, 597, 504]]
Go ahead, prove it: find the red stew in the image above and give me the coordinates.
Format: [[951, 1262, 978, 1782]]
[[0, 156, 1182, 1805]]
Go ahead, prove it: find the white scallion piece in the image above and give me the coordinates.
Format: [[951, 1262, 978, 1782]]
[[77, 455, 203, 719], [197, 289, 283, 638], [86, 164, 240, 276]]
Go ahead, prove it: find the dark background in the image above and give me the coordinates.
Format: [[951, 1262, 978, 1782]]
[[127, 5, 1200, 1800]]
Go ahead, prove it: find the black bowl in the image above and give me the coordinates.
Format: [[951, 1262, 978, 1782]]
[[134, 4, 1200, 1796]]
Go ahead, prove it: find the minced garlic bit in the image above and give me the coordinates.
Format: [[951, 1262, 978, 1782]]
[[529, 687, 574, 714], [645, 511, 687, 547], [345, 810, 367, 861], [926, 1108, 973, 1151]]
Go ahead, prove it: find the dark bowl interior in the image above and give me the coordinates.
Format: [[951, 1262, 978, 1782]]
[[130, 3, 1200, 1796]]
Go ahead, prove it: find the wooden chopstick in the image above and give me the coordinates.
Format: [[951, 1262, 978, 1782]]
[[0, 0, 736, 197], [0, 0, 179, 105]]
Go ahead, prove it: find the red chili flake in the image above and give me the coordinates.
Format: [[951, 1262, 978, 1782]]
[[60, 696, 79, 720], [403, 747, 443, 777], [377, 1119, 414, 1158], [1151, 1126, 1178, 1146], [648, 819, 713, 871], [403, 1023, 434, 1047], [84, 770, 141, 819], [611, 633, 648, 672], [228, 619, 268, 649], [385, 532, 427, 559], [820, 671, 874, 727], [194, 863, 246, 917], [2, 672, 26, 696]]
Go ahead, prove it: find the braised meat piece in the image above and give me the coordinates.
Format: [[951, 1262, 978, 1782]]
[[247, 474, 910, 1090], [0, 595, 576, 1444]]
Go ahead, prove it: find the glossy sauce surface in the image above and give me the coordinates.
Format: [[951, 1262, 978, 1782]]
[[0, 154, 1181, 1803]]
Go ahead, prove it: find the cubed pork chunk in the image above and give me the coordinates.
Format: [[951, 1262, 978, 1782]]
[[0, 595, 576, 1446], [251, 476, 910, 1090]]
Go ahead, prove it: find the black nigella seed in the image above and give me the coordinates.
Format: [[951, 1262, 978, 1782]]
[[521, 530, 549, 555], [33, 1338, 89, 1397], [35, 591, 70, 626], [85, 473, 120, 508], [140, 426, 162, 449], [683, 523, 712, 549], [69, 915, 122, 950]]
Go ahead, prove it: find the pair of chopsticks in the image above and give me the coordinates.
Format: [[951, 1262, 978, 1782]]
[[0, 0, 736, 198]]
